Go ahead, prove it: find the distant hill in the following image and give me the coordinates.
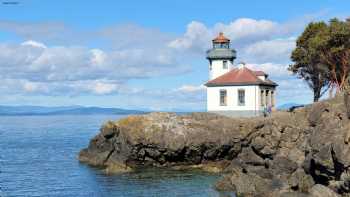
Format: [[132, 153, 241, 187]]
[[277, 103, 304, 110], [0, 105, 147, 116]]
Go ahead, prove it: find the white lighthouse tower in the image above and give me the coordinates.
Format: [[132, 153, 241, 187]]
[[206, 32, 237, 80], [205, 33, 278, 117]]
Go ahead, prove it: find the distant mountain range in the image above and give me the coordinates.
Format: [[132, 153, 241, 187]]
[[0, 105, 147, 116]]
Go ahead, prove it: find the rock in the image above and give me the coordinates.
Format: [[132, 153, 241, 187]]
[[105, 161, 132, 174], [268, 191, 309, 197], [216, 166, 274, 196], [309, 184, 340, 197], [78, 94, 350, 196], [271, 156, 298, 176], [215, 175, 236, 191], [288, 168, 315, 193], [79, 112, 252, 171], [235, 147, 266, 166], [307, 102, 330, 127]]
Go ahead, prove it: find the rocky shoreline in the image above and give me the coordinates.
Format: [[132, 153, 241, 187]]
[[79, 95, 350, 196]]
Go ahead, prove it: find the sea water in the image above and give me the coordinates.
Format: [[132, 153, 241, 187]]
[[0, 115, 226, 197]]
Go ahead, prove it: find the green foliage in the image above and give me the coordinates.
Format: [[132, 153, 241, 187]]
[[289, 22, 330, 102], [289, 18, 350, 101]]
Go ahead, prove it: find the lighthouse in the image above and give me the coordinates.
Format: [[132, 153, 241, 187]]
[[207, 32, 237, 80], [205, 33, 278, 117]]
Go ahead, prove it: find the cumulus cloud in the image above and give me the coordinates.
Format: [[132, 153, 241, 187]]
[[0, 40, 190, 96], [242, 38, 296, 64], [168, 21, 211, 53], [215, 18, 278, 44], [167, 16, 317, 66], [169, 18, 302, 52], [0, 16, 320, 109], [0, 21, 192, 99]]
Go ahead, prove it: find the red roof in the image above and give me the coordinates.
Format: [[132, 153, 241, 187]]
[[212, 32, 230, 43], [205, 67, 277, 87]]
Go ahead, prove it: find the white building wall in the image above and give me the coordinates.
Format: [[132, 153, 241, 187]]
[[258, 76, 265, 81], [209, 60, 234, 80], [207, 85, 261, 112]]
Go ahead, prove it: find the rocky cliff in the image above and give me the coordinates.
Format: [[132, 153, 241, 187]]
[[79, 94, 350, 197]]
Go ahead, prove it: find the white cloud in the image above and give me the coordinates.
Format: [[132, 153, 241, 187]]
[[168, 21, 211, 52], [175, 84, 206, 93], [22, 81, 48, 93], [0, 40, 190, 83], [242, 38, 296, 63], [168, 17, 315, 66], [215, 18, 278, 42], [276, 78, 314, 104], [0, 17, 321, 109], [168, 18, 303, 54], [246, 63, 291, 77], [86, 81, 119, 95], [21, 40, 47, 49], [90, 49, 106, 66]]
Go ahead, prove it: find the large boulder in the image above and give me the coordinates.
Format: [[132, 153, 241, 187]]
[[215, 166, 276, 196]]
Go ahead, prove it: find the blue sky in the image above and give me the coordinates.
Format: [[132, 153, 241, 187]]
[[0, 0, 349, 111]]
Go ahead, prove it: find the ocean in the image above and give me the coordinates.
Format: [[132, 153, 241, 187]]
[[0, 115, 224, 197]]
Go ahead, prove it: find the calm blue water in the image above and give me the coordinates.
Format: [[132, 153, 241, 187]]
[[0, 115, 224, 197]]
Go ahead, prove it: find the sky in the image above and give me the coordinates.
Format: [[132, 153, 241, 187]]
[[0, 0, 349, 111]]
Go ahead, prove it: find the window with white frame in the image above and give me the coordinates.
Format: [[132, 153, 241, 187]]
[[220, 89, 227, 106], [238, 89, 245, 106], [261, 90, 264, 106]]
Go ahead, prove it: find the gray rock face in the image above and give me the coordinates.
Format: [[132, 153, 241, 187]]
[[79, 113, 254, 170], [78, 95, 350, 196], [344, 91, 350, 119], [309, 184, 340, 197]]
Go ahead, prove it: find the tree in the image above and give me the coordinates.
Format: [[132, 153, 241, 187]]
[[289, 18, 350, 102], [315, 18, 350, 92], [289, 22, 330, 102]]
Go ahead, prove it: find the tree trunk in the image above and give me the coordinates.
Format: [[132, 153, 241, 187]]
[[313, 88, 321, 102]]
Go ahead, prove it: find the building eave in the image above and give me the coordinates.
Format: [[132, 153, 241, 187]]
[[205, 82, 278, 87]]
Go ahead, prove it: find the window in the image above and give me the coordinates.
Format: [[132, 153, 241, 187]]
[[209, 60, 212, 70], [223, 60, 228, 69], [261, 90, 264, 106], [214, 43, 220, 49], [238, 89, 245, 106], [220, 89, 227, 106], [220, 43, 229, 48]]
